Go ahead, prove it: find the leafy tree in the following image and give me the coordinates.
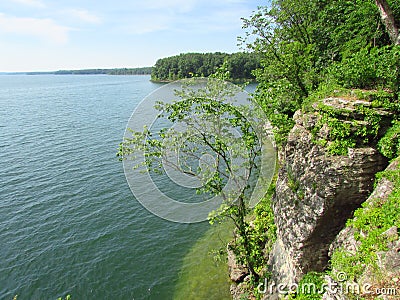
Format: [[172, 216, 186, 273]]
[[118, 69, 275, 281], [241, 0, 400, 145]]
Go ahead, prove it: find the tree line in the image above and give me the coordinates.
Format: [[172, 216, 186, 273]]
[[25, 67, 152, 75], [150, 52, 260, 82]]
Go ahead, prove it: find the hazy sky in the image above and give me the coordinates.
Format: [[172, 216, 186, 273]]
[[0, 0, 263, 72]]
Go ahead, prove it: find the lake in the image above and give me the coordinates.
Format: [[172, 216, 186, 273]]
[[0, 75, 239, 300]]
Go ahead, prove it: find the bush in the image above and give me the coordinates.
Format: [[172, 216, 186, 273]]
[[328, 46, 400, 92], [378, 120, 400, 159], [287, 272, 325, 300]]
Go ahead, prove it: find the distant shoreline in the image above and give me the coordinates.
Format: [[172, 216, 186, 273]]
[[0, 67, 152, 76]]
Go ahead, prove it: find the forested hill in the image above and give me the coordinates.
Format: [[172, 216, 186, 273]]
[[150, 52, 260, 82]]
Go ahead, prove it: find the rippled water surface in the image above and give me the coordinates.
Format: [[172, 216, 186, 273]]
[[0, 75, 214, 300]]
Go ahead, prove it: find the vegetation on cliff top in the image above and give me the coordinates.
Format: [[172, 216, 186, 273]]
[[243, 0, 400, 148]]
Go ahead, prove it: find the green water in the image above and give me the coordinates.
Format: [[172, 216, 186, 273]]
[[174, 222, 234, 300]]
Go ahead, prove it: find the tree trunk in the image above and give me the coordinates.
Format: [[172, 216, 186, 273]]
[[375, 0, 400, 45], [237, 196, 260, 282]]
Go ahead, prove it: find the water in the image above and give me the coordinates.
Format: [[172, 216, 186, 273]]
[[0, 75, 224, 300]]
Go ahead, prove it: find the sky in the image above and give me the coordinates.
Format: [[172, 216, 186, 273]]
[[0, 0, 264, 72]]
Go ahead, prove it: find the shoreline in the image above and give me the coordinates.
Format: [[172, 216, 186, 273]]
[[150, 78, 258, 84]]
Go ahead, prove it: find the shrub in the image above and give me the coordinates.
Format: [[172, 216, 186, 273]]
[[378, 120, 400, 160], [328, 46, 400, 92]]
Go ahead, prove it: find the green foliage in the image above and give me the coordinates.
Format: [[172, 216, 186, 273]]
[[287, 272, 325, 300], [328, 47, 380, 89], [330, 160, 400, 283], [150, 52, 260, 82], [253, 183, 277, 255], [327, 46, 400, 92], [241, 0, 400, 146], [232, 181, 277, 275], [378, 120, 400, 159], [226, 52, 261, 81], [250, 78, 298, 145], [323, 116, 355, 155], [308, 98, 391, 156], [323, 0, 390, 55], [57, 295, 71, 300]]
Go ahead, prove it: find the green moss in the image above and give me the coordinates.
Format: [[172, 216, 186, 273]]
[[308, 97, 391, 156]]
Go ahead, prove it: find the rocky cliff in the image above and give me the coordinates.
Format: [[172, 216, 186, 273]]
[[228, 94, 398, 299], [264, 95, 396, 297]]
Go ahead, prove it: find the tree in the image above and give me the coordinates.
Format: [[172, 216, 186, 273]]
[[376, 0, 400, 45], [118, 70, 275, 281], [240, 1, 327, 144], [241, 0, 400, 145]]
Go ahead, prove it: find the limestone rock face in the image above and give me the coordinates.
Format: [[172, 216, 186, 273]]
[[268, 108, 388, 286], [328, 159, 398, 255]]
